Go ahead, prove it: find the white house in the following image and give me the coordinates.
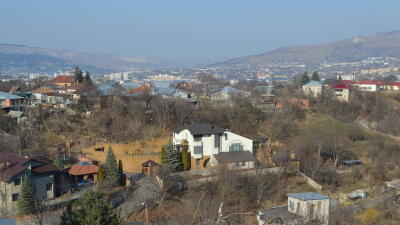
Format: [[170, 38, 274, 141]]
[[353, 80, 384, 92], [257, 192, 330, 225], [302, 81, 323, 97], [287, 192, 330, 225], [172, 123, 255, 170]]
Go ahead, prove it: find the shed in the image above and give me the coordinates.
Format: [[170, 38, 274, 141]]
[[142, 160, 161, 176]]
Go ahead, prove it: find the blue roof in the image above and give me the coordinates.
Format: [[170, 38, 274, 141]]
[[86, 81, 128, 96], [287, 192, 330, 201], [156, 87, 177, 96], [121, 82, 140, 90], [0, 218, 15, 225], [78, 161, 91, 166], [303, 81, 322, 87], [287, 192, 329, 201], [0, 91, 24, 100]]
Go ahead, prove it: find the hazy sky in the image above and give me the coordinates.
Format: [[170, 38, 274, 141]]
[[1, 0, 400, 61]]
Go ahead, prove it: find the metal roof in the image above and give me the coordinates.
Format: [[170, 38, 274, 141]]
[[303, 81, 322, 87], [213, 151, 256, 164], [0, 91, 24, 100], [287, 192, 330, 201]]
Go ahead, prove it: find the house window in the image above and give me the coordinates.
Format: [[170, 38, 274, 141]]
[[196, 159, 201, 166], [12, 193, 19, 201], [214, 134, 220, 148], [225, 133, 228, 140], [46, 183, 52, 191], [229, 143, 243, 152], [194, 136, 202, 142], [194, 146, 203, 154], [235, 162, 240, 167], [14, 178, 21, 186], [241, 161, 246, 166]]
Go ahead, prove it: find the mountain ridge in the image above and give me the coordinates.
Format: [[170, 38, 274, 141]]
[[212, 29, 400, 66]]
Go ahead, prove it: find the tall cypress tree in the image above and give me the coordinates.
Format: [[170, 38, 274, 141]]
[[74, 66, 83, 83], [17, 177, 36, 215], [181, 141, 190, 171], [117, 160, 124, 186], [97, 166, 104, 183], [103, 147, 120, 186]]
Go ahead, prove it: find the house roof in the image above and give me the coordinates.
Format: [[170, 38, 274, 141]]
[[338, 80, 357, 85], [32, 86, 57, 94], [173, 123, 225, 135], [389, 81, 400, 87], [142, 160, 161, 167], [9, 86, 21, 93], [0, 91, 24, 100], [0, 152, 55, 182], [50, 75, 74, 84], [287, 192, 330, 201], [303, 81, 322, 87], [333, 84, 350, 89], [68, 161, 98, 176], [84, 81, 127, 96], [155, 87, 178, 96], [355, 80, 385, 85], [129, 85, 151, 94], [258, 205, 290, 221], [213, 151, 256, 164], [32, 165, 57, 173]]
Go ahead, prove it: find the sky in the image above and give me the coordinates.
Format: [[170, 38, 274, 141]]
[[1, 0, 400, 62]]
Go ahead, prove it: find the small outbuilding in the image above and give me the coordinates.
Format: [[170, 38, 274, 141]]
[[68, 161, 99, 182], [142, 160, 161, 176]]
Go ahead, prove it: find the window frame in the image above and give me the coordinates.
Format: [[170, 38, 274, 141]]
[[12, 193, 19, 201]]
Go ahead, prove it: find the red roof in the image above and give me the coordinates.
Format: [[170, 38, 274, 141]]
[[68, 162, 98, 176], [338, 80, 356, 85], [333, 84, 350, 89], [129, 85, 151, 94], [50, 75, 74, 84], [389, 82, 400, 87], [355, 80, 385, 85]]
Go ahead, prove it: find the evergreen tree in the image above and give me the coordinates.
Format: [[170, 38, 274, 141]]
[[60, 203, 79, 225], [160, 146, 166, 165], [17, 177, 36, 215], [118, 160, 124, 186], [74, 66, 84, 83], [311, 71, 320, 81], [300, 71, 310, 86], [60, 191, 122, 225], [103, 147, 120, 186], [181, 142, 190, 171], [97, 166, 104, 183], [84, 71, 94, 86], [162, 144, 183, 171], [54, 157, 64, 170]]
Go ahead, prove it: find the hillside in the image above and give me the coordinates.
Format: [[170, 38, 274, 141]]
[[0, 44, 168, 73], [215, 30, 400, 66]]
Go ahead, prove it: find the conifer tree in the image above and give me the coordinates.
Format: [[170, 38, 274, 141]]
[[60, 191, 122, 225], [74, 66, 83, 83], [162, 144, 183, 171], [103, 147, 120, 186], [118, 160, 124, 186], [300, 71, 310, 86], [97, 166, 104, 183], [311, 71, 320, 81], [181, 141, 190, 171], [17, 177, 36, 215]]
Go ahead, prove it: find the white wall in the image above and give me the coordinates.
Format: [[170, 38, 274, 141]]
[[288, 197, 329, 225], [173, 130, 253, 158]]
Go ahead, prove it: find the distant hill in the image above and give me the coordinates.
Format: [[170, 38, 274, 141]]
[[0, 44, 168, 74], [214, 30, 400, 66]]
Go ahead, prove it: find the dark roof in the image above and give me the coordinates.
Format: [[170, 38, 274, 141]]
[[173, 123, 225, 135], [142, 160, 161, 167], [213, 151, 256, 164], [258, 205, 290, 221], [287, 192, 330, 201], [50, 75, 74, 84], [32, 165, 58, 173], [0, 152, 55, 182]]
